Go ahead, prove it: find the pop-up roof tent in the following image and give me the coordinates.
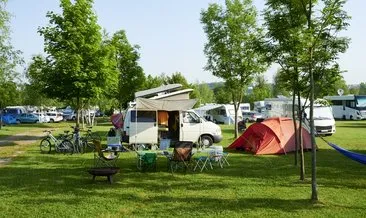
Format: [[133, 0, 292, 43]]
[[228, 117, 312, 155], [135, 98, 197, 111]]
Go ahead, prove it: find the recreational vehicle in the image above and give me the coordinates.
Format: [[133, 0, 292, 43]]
[[324, 95, 366, 120], [195, 104, 243, 124], [264, 97, 336, 136], [122, 98, 223, 147]]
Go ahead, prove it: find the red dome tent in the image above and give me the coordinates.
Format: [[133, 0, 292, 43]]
[[228, 117, 312, 155]]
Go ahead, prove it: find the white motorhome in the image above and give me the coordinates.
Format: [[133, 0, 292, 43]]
[[264, 97, 336, 136], [324, 95, 366, 120], [195, 104, 243, 124], [122, 98, 223, 147]]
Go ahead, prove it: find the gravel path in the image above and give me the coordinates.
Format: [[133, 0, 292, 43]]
[[0, 129, 49, 166]]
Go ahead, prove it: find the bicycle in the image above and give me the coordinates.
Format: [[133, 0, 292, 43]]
[[70, 126, 88, 154], [83, 126, 101, 150], [40, 130, 74, 154]]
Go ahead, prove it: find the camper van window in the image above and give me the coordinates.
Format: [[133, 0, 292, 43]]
[[219, 109, 226, 116], [130, 111, 156, 123], [183, 111, 200, 123]]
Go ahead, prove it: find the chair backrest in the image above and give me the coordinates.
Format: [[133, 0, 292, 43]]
[[93, 140, 104, 157], [173, 141, 193, 161], [143, 153, 157, 164]]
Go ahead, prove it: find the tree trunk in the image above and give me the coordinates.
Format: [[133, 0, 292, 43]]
[[76, 96, 80, 127], [233, 101, 239, 138], [308, 0, 318, 201], [298, 93, 305, 180], [292, 90, 298, 166]]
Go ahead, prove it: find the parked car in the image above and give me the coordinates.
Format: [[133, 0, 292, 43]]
[[16, 113, 39, 123], [34, 112, 50, 123], [0, 114, 17, 125], [46, 112, 63, 123], [62, 111, 76, 121], [242, 111, 264, 122]]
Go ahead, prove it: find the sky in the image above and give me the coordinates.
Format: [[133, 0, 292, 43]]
[[6, 0, 366, 85]]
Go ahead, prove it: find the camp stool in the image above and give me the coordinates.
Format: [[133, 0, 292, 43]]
[[193, 154, 213, 172]]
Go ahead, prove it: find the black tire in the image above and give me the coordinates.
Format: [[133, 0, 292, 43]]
[[50, 119, 54, 123], [199, 135, 213, 147], [40, 138, 51, 153]]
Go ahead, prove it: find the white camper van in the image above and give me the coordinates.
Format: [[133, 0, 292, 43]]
[[122, 98, 223, 147], [264, 97, 336, 136]]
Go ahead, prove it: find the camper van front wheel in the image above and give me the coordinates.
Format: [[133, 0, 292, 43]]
[[200, 135, 213, 147]]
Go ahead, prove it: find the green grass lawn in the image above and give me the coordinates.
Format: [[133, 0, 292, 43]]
[[0, 120, 365, 217]]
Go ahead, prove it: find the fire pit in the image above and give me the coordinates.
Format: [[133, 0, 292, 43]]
[[88, 167, 120, 184]]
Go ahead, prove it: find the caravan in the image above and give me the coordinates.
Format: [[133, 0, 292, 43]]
[[122, 98, 223, 147], [195, 104, 243, 124]]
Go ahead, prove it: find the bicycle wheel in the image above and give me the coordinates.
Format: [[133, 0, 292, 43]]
[[40, 138, 51, 154], [58, 140, 74, 154]]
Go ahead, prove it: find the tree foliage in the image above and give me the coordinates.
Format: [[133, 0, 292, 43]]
[[248, 75, 272, 106], [263, 0, 350, 201], [201, 0, 268, 137], [107, 30, 145, 109], [37, 0, 112, 125], [359, 82, 366, 95], [0, 0, 23, 109]]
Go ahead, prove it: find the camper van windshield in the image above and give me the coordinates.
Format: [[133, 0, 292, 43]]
[[313, 106, 334, 120], [356, 96, 366, 110]]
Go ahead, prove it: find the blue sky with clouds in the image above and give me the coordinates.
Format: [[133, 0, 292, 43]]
[[6, 0, 365, 84]]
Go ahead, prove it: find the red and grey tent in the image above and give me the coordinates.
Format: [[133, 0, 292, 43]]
[[228, 117, 312, 155]]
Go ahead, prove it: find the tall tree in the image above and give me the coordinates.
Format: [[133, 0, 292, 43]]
[[0, 0, 23, 128], [264, 0, 350, 201], [301, 0, 350, 201], [108, 30, 145, 109], [201, 0, 268, 138], [37, 0, 111, 126]]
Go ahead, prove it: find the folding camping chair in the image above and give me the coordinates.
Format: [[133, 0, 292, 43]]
[[93, 140, 120, 167], [140, 152, 157, 172], [167, 141, 193, 173]]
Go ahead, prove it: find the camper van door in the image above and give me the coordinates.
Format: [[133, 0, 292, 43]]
[[180, 111, 202, 142], [128, 110, 158, 144]]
